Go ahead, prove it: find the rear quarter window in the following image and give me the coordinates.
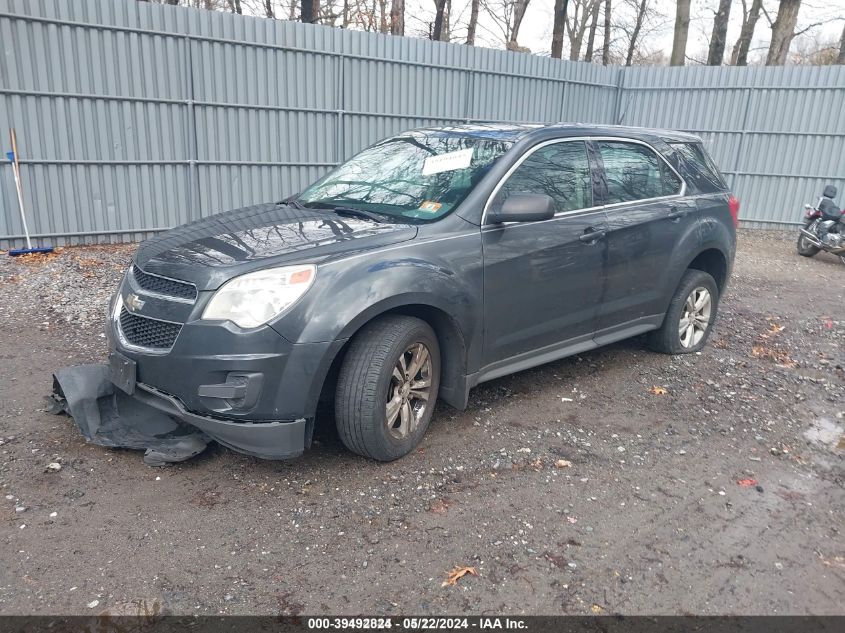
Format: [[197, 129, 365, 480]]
[[669, 142, 727, 194]]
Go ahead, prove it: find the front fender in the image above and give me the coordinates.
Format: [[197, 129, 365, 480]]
[[271, 233, 483, 353]]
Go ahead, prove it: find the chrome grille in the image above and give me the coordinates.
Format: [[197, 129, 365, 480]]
[[119, 307, 182, 350], [131, 265, 197, 301]]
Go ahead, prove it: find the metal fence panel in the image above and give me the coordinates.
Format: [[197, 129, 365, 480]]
[[1, 0, 844, 248], [619, 64, 845, 228]]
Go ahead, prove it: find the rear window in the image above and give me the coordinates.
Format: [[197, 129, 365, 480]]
[[669, 142, 727, 194]]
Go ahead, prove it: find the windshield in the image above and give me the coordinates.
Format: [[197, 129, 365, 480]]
[[297, 133, 513, 221]]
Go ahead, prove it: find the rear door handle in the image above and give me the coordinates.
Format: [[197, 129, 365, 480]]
[[579, 229, 606, 243]]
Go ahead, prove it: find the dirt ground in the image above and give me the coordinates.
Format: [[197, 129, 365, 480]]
[[0, 230, 843, 616]]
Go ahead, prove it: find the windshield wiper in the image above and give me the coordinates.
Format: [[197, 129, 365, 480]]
[[331, 207, 388, 224], [279, 195, 306, 210]]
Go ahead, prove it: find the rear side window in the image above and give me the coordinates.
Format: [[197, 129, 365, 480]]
[[596, 141, 682, 204], [497, 141, 592, 213], [669, 142, 727, 194]]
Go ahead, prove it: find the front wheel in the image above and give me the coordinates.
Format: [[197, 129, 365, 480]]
[[648, 269, 719, 355], [797, 232, 820, 257], [335, 315, 440, 461]]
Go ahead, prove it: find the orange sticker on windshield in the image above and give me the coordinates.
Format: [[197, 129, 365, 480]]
[[419, 201, 442, 212]]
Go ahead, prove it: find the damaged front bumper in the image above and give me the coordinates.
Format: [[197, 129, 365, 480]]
[[51, 268, 343, 465], [52, 362, 309, 465]]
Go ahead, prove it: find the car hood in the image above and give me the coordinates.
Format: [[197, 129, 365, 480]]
[[135, 203, 418, 290]]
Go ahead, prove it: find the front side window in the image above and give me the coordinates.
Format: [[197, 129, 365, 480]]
[[597, 141, 682, 204], [298, 133, 512, 222], [494, 141, 592, 214]]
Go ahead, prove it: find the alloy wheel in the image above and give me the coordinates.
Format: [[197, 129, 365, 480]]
[[385, 342, 433, 440], [679, 287, 712, 348]]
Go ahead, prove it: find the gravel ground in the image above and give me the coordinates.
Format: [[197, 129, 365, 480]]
[[0, 230, 843, 616]]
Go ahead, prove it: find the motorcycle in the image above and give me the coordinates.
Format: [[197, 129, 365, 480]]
[[797, 184, 845, 265]]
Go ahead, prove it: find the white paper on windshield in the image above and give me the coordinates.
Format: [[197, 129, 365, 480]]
[[422, 148, 473, 176]]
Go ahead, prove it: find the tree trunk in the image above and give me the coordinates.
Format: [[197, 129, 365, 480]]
[[227, 0, 242, 14], [551, 0, 568, 59], [602, 0, 611, 65], [466, 0, 479, 45], [731, 0, 763, 66], [432, 0, 449, 41], [669, 0, 690, 66], [301, 0, 318, 23], [509, 0, 531, 48], [838, 23, 845, 64], [707, 0, 732, 65], [390, 0, 405, 35], [568, 1, 593, 61], [584, 0, 601, 62], [263, 0, 274, 18], [624, 0, 647, 67], [766, 0, 801, 66]]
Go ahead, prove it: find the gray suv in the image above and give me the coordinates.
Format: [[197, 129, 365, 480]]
[[106, 124, 738, 461]]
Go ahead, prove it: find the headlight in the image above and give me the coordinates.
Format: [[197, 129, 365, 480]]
[[202, 264, 315, 329]]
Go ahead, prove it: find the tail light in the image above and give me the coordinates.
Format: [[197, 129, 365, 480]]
[[728, 195, 740, 228]]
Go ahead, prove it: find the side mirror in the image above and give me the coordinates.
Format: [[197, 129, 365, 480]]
[[487, 193, 555, 224]]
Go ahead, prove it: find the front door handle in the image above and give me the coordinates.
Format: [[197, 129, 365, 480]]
[[667, 207, 686, 221], [579, 229, 606, 243]]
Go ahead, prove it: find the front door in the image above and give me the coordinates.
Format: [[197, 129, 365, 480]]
[[481, 140, 607, 367], [592, 139, 694, 333]]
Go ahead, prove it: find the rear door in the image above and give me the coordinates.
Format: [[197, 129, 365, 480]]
[[481, 139, 607, 367], [592, 139, 693, 334]]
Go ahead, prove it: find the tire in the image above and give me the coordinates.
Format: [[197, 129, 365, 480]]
[[797, 233, 820, 257], [648, 269, 719, 355], [335, 315, 440, 461]]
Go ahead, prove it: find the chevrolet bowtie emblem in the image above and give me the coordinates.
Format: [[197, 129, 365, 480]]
[[125, 293, 145, 312]]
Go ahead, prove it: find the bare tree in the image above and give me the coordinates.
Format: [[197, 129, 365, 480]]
[[226, 0, 242, 13], [466, 0, 480, 45], [839, 23, 845, 64], [390, 0, 404, 35], [731, 0, 763, 66], [669, 0, 690, 66], [602, 0, 611, 65], [509, 0, 531, 48], [790, 31, 843, 65], [551, 0, 569, 59], [483, 0, 533, 49], [706, 0, 732, 65], [583, 0, 601, 61], [624, 0, 648, 67], [432, 0, 450, 41], [565, 1, 601, 61], [766, 0, 802, 65]]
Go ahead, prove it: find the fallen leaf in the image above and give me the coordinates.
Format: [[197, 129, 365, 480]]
[[648, 386, 668, 395], [441, 566, 477, 587], [429, 499, 449, 515], [591, 604, 604, 614], [555, 459, 573, 469], [737, 478, 758, 487], [567, 516, 578, 524]]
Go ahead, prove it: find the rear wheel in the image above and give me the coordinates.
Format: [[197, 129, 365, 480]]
[[335, 315, 440, 461], [648, 269, 719, 355], [797, 233, 820, 257]]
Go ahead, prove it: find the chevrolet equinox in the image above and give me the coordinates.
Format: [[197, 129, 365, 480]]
[[106, 124, 738, 461]]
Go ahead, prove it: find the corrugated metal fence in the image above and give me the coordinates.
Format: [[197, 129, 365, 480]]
[[1, 0, 843, 247]]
